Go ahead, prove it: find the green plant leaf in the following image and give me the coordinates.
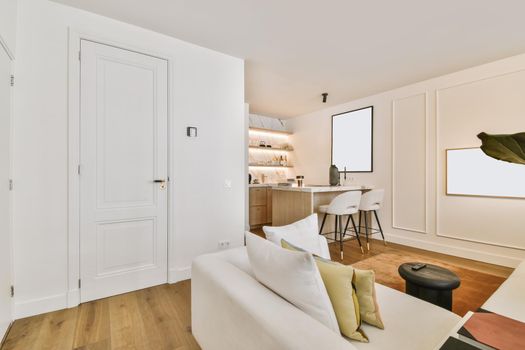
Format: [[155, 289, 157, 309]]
[[477, 132, 525, 165]]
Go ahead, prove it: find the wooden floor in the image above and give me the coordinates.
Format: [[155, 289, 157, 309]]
[[1, 282, 199, 350], [2, 234, 513, 350]]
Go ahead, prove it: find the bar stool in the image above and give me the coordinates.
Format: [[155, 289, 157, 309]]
[[318, 191, 364, 259], [358, 189, 386, 251]]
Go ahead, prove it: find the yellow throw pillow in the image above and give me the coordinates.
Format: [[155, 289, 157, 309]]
[[281, 239, 369, 342], [353, 269, 384, 329]]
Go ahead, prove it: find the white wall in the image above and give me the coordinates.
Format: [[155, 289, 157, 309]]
[[0, 0, 18, 58], [13, 0, 245, 318], [289, 53, 525, 268]]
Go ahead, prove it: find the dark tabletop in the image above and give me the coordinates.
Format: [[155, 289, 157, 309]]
[[398, 262, 461, 290]]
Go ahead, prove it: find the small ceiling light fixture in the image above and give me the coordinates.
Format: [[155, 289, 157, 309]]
[[322, 93, 328, 103]]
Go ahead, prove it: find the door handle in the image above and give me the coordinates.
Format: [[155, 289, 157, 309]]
[[154, 179, 167, 190]]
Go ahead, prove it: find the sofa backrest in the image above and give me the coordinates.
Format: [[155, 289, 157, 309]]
[[191, 248, 356, 350]]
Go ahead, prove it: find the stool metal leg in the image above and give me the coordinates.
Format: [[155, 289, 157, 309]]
[[373, 210, 386, 245], [341, 215, 352, 260], [334, 215, 338, 242], [319, 213, 327, 235], [349, 215, 364, 254], [364, 211, 370, 251], [338, 215, 344, 260], [358, 211, 362, 237]]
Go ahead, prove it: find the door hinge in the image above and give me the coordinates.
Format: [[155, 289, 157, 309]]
[[78, 51, 81, 61], [78, 279, 81, 289], [10, 285, 14, 298], [8, 179, 13, 191], [10, 75, 14, 87]]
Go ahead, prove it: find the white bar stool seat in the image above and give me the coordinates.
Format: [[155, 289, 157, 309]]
[[318, 191, 364, 259], [358, 189, 386, 251]]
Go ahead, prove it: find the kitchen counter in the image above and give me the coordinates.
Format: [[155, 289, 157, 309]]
[[272, 185, 373, 193], [248, 183, 276, 188], [271, 184, 373, 229]]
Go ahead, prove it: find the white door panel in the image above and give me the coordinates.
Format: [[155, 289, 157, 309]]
[[80, 40, 168, 302], [0, 45, 12, 340]]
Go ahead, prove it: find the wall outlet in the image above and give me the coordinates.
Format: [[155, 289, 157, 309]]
[[218, 240, 230, 249]]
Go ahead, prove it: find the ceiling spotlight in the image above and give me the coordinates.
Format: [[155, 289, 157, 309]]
[[322, 93, 328, 103]]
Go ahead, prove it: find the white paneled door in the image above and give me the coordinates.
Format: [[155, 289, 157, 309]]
[[0, 43, 13, 340], [80, 40, 168, 302]]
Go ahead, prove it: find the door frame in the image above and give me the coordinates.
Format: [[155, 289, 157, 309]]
[[0, 35, 15, 341], [67, 28, 174, 307]]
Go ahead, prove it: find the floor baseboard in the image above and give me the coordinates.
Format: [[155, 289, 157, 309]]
[[14, 293, 68, 319], [169, 266, 191, 283], [386, 233, 522, 268]]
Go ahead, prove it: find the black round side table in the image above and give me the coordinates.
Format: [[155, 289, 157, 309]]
[[398, 263, 460, 311]]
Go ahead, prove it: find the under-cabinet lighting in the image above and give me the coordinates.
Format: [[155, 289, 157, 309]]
[[249, 128, 291, 138], [249, 147, 293, 152]]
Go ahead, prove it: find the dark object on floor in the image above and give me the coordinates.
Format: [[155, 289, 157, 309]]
[[398, 262, 461, 311]]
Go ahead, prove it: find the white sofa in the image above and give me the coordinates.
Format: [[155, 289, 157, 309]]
[[192, 247, 462, 350], [482, 260, 525, 322]]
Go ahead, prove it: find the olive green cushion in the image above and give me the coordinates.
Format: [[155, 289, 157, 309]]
[[281, 239, 384, 330], [353, 269, 384, 329]]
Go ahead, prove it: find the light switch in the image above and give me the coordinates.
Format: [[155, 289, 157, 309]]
[[224, 179, 232, 188], [186, 126, 198, 137]]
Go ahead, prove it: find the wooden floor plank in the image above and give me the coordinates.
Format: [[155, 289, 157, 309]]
[[72, 299, 111, 349], [30, 308, 77, 350], [134, 287, 185, 350], [2, 314, 46, 350], [159, 283, 199, 349], [107, 292, 148, 350]]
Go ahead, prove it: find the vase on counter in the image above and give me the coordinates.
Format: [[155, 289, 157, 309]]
[[329, 165, 339, 186]]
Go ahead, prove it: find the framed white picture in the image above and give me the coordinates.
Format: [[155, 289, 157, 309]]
[[331, 106, 373, 172], [446, 147, 525, 199]]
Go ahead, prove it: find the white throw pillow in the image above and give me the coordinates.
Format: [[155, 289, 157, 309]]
[[245, 232, 340, 334], [263, 214, 324, 257]]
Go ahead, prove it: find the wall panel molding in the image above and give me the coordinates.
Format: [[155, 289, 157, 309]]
[[435, 69, 525, 251], [392, 92, 428, 234]]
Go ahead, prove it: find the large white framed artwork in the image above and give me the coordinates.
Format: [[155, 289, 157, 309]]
[[446, 147, 525, 199], [331, 106, 373, 172]]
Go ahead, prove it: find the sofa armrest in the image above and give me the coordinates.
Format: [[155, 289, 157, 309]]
[[482, 260, 525, 322], [192, 254, 354, 350]]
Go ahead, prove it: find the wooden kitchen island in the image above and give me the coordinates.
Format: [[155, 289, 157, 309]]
[[272, 185, 373, 234]]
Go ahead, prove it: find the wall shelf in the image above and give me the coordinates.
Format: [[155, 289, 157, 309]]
[[249, 164, 293, 168], [249, 146, 294, 152], [249, 127, 292, 136]]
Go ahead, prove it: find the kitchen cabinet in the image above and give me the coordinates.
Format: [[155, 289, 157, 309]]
[[249, 186, 272, 228]]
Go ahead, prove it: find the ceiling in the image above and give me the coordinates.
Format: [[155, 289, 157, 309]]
[[53, 0, 525, 118]]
